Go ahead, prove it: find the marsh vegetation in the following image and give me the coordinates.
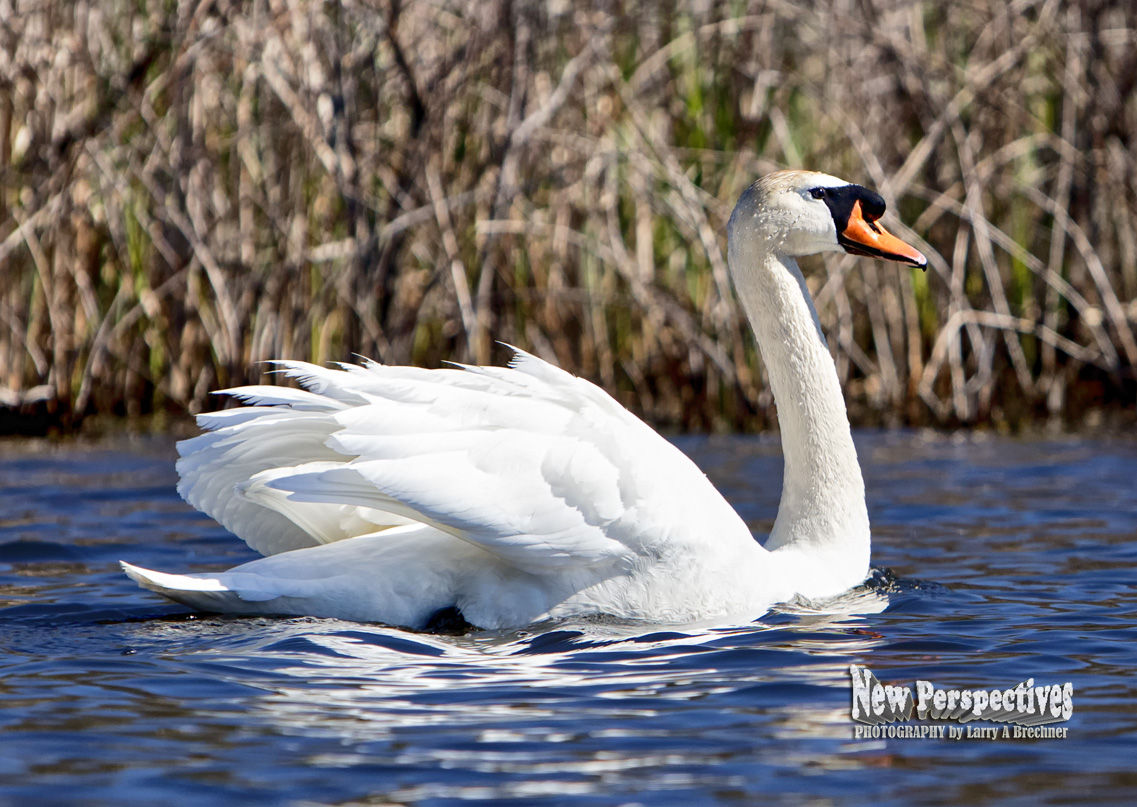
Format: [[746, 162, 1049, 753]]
[[2, 0, 1135, 430]]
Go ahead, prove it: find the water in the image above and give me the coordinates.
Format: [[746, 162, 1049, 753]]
[[1, 430, 1135, 806]]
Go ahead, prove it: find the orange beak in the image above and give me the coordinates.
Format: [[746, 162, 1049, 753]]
[[839, 200, 927, 269]]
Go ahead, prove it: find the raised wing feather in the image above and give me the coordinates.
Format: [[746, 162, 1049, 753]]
[[177, 408, 346, 554], [265, 433, 631, 572], [177, 348, 756, 570]]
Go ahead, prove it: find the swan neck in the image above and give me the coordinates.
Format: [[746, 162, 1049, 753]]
[[728, 243, 870, 578]]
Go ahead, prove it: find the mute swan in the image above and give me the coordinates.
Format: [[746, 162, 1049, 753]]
[[123, 170, 926, 630]]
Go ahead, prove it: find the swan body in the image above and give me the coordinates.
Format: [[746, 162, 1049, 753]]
[[123, 170, 926, 630]]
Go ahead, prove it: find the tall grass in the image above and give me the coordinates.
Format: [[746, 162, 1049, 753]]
[[2, 0, 1136, 431]]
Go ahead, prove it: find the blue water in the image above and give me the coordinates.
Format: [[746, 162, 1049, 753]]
[[1, 431, 1135, 806]]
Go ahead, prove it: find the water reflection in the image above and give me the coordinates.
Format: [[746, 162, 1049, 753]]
[[157, 610, 891, 801]]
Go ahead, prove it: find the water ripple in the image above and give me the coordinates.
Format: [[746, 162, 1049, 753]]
[[1, 432, 1135, 805]]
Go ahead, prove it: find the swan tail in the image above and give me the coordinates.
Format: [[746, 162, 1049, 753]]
[[120, 526, 538, 628], [120, 562, 273, 613]]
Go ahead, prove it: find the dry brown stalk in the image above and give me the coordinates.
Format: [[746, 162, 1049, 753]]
[[1, 0, 1136, 431]]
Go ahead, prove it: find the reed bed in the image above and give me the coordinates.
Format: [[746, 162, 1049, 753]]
[[2, 0, 1136, 431]]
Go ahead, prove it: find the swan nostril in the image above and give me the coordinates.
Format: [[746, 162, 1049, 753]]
[[857, 187, 887, 221]]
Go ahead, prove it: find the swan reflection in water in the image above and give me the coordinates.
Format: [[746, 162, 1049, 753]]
[[139, 584, 890, 784]]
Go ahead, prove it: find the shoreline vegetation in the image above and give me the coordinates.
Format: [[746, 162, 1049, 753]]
[[2, 0, 1136, 434]]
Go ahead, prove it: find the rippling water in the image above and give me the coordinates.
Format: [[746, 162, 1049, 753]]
[[1, 431, 1135, 806]]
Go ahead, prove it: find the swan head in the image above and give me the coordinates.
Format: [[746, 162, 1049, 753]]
[[727, 170, 927, 268]]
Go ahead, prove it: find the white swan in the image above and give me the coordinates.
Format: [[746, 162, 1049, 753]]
[[123, 170, 926, 630]]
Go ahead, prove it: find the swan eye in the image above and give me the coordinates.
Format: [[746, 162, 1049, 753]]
[[809, 187, 826, 200]]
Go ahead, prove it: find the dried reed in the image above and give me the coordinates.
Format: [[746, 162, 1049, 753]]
[[2, 0, 1135, 431]]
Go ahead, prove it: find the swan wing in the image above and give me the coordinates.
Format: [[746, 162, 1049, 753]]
[[180, 348, 755, 573], [176, 380, 417, 556]]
